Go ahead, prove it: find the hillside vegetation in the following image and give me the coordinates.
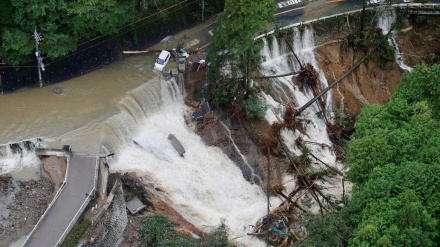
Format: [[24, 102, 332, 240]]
[[0, 0, 224, 67], [301, 64, 440, 247]]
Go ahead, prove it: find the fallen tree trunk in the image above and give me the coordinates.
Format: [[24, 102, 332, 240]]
[[251, 71, 299, 79], [276, 134, 327, 214], [295, 50, 374, 116], [276, 190, 307, 212], [123, 49, 163, 54], [308, 152, 344, 177]]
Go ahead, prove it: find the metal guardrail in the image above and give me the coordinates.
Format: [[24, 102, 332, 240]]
[[254, 3, 440, 40], [22, 149, 72, 247], [55, 156, 99, 246], [22, 146, 100, 247]]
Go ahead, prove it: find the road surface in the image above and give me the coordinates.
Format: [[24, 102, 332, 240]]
[[24, 156, 96, 247]]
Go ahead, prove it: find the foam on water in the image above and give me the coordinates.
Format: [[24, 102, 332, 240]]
[[0, 141, 42, 181], [110, 78, 268, 246]]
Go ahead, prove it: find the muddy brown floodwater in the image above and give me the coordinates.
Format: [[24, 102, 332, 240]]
[[0, 19, 216, 247], [0, 17, 215, 153]]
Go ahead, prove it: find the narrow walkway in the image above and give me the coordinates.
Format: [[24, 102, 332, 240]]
[[24, 156, 97, 247]]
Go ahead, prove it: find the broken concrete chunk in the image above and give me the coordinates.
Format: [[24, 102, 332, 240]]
[[168, 134, 185, 157], [126, 197, 146, 215]]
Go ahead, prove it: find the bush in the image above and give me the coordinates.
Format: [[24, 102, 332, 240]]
[[60, 218, 91, 247], [139, 214, 233, 247], [296, 208, 353, 247], [212, 79, 239, 107], [244, 97, 268, 120]]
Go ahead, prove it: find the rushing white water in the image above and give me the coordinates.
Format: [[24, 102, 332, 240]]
[[377, 10, 413, 73], [259, 27, 348, 212], [260, 27, 335, 156], [0, 141, 42, 180], [109, 77, 268, 246], [0, 73, 268, 246], [0, 20, 360, 245]]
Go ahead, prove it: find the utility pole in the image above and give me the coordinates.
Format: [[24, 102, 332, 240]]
[[32, 27, 45, 87], [202, 0, 205, 21]]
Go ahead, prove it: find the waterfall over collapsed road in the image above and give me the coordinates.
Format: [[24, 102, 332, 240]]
[[0, 10, 422, 245], [259, 26, 348, 211], [0, 25, 348, 246], [260, 27, 336, 158], [0, 51, 268, 246], [377, 10, 413, 73], [108, 77, 268, 246]]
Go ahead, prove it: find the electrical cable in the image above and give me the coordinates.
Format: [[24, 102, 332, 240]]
[[1, 0, 198, 68], [44, 0, 198, 66]]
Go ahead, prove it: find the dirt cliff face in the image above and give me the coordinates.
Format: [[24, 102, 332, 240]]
[[316, 43, 403, 116], [315, 16, 440, 117], [397, 16, 440, 67]]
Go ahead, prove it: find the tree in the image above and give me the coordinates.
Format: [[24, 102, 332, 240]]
[[139, 214, 231, 247], [244, 96, 268, 120], [393, 64, 440, 118], [207, 0, 275, 103], [0, 0, 132, 66], [297, 208, 353, 247], [341, 64, 440, 246], [349, 187, 438, 247], [346, 98, 440, 185]]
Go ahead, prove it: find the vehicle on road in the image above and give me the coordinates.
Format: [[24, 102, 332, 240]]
[[154, 50, 171, 71], [369, 0, 379, 4]]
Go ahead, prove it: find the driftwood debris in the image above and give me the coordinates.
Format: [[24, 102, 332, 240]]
[[308, 151, 344, 176], [295, 47, 378, 116], [122, 49, 163, 54], [276, 134, 337, 213]]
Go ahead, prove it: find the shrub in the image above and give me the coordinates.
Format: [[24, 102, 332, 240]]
[[61, 218, 91, 247], [244, 97, 268, 120], [139, 214, 233, 247], [212, 79, 239, 107]]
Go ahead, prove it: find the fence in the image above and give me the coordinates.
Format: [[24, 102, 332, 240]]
[[0, 0, 222, 93]]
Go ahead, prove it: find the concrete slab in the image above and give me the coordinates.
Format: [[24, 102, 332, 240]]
[[178, 63, 185, 72], [126, 197, 146, 215], [171, 68, 179, 76], [168, 134, 185, 157], [163, 68, 171, 76]]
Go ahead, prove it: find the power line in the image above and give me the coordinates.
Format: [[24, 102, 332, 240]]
[[44, 0, 199, 67], [1, 0, 198, 68], [77, 0, 193, 47]]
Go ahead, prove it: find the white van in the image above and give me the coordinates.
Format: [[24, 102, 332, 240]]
[[154, 50, 171, 71]]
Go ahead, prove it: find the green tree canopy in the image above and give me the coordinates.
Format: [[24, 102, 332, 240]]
[[343, 64, 440, 246], [0, 0, 133, 67], [297, 64, 440, 247], [139, 214, 231, 247], [207, 0, 275, 85], [393, 64, 440, 117], [347, 99, 440, 185]]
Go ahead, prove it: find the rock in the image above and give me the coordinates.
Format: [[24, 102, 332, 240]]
[[52, 87, 63, 94]]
